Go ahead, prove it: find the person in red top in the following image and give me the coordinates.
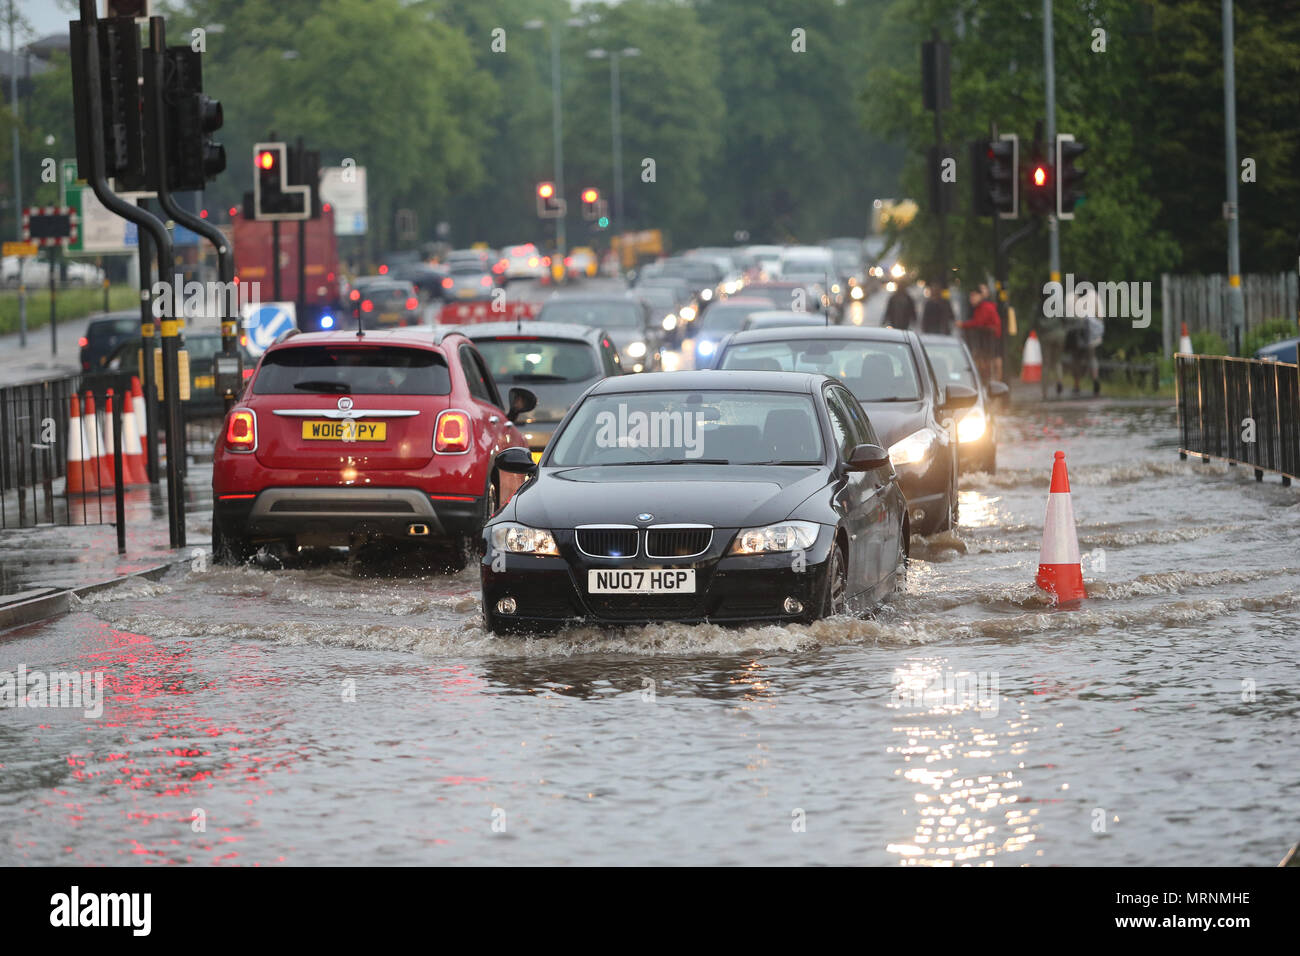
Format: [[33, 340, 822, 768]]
[[959, 284, 1003, 382]]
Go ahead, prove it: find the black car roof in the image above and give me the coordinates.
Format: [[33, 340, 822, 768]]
[[454, 321, 608, 344], [590, 369, 822, 395]]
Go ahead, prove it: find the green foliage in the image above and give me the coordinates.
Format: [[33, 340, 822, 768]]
[[1241, 317, 1298, 356], [1191, 330, 1229, 355], [0, 286, 138, 335]]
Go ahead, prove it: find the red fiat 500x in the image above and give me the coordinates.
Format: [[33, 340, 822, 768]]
[[211, 329, 535, 567]]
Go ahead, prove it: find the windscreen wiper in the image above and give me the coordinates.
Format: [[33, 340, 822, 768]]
[[616, 458, 731, 465], [292, 380, 351, 393], [749, 459, 823, 465]]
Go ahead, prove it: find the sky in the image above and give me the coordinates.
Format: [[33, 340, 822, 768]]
[[13, 0, 80, 45]]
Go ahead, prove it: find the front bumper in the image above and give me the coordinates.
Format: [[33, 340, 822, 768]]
[[480, 527, 834, 631], [215, 486, 483, 545]]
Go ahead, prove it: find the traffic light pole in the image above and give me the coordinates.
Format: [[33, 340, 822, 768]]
[[272, 221, 282, 301], [1043, 0, 1060, 284], [137, 198, 160, 484], [75, 0, 179, 545]]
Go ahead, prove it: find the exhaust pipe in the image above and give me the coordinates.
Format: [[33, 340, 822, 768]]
[[408, 523, 430, 536]]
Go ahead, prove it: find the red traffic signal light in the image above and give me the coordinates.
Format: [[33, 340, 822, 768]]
[[537, 182, 554, 199], [1032, 165, 1047, 188], [582, 188, 599, 204], [258, 150, 276, 170]]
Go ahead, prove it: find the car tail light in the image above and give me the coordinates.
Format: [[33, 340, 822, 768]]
[[240, 334, 248, 347], [226, 409, 257, 452], [242, 367, 254, 380], [434, 409, 471, 454], [349, 288, 360, 301], [378, 264, 388, 275], [542, 256, 551, 267], [78, 336, 89, 348], [361, 299, 374, 313], [479, 276, 490, 287], [442, 277, 453, 289], [564, 256, 573, 266], [492, 261, 505, 273], [406, 297, 419, 310]]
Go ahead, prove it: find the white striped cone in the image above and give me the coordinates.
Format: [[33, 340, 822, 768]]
[[1179, 322, 1193, 355], [65, 394, 98, 495], [1021, 330, 1043, 383], [131, 375, 148, 457], [120, 390, 149, 486], [1036, 450, 1085, 603]]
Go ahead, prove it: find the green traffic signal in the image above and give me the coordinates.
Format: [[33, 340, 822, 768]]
[[597, 216, 609, 229]]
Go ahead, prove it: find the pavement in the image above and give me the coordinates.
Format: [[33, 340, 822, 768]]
[[0, 313, 95, 387]]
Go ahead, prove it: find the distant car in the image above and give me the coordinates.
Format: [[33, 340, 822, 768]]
[[352, 279, 422, 328], [919, 334, 1009, 474], [713, 326, 976, 536], [391, 262, 451, 300], [211, 328, 536, 568], [85, 332, 258, 419], [6, 256, 104, 288], [459, 321, 622, 460], [1255, 337, 1299, 364], [652, 257, 726, 304], [743, 280, 831, 315], [442, 263, 498, 302], [502, 243, 548, 282], [565, 246, 599, 279], [741, 310, 831, 332], [535, 294, 663, 372], [79, 311, 143, 372], [480, 370, 908, 633], [634, 286, 686, 340], [680, 296, 770, 368]]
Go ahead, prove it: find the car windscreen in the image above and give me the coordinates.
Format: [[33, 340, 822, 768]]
[[537, 301, 642, 329], [90, 318, 139, 342], [549, 390, 824, 466], [449, 263, 488, 275], [781, 256, 831, 274], [697, 305, 760, 335], [924, 342, 977, 389], [253, 346, 451, 395], [746, 314, 824, 329], [183, 336, 225, 360], [475, 337, 599, 384], [719, 339, 922, 402]]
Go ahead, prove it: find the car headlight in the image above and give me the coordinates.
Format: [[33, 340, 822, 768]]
[[662, 314, 677, 331], [851, 286, 864, 300], [697, 339, 716, 357], [490, 523, 559, 556], [729, 520, 820, 555], [890, 263, 906, 279], [957, 407, 987, 443], [888, 428, 935, 466], [700, 288, 713, 301], [627, 340, 647, 358], [680, 305, 696, 321]]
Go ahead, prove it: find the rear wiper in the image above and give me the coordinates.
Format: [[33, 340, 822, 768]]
[[293, 380, 351, 393], [617, 458, 731, 465], [748, 459, 822, 465], [869, 396, 919, 402], [508, 373, 567, 382]]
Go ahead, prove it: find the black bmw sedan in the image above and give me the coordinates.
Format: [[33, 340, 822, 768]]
[[713, 327, 976, 535], [481, 371, 908, 634]]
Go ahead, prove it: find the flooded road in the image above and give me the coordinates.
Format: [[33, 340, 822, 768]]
[[3, 398, 1297, 865]]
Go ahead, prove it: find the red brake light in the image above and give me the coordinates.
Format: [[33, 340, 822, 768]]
[[378, 264, 388, 275], [406, 297, 419, 310], [361, 299, 374, 313], [78, 336, 89, 348], [349, 289, 361, 301], [242, 367, 254, 380], [480, 276, 490, 287], [442, 277, 453, 289], [564, 256, 573, 266], [542, 256, 551, 267], [435, 410, 471, 453], [226, 410, 256, 450]]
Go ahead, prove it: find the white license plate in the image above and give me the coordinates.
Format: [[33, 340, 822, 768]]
[[587, 569, 696, 594]]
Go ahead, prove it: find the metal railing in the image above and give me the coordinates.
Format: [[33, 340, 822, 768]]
[[1175, 354, 1300, 483]]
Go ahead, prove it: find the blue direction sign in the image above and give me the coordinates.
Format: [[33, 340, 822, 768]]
[[241, 302, 297, 356]]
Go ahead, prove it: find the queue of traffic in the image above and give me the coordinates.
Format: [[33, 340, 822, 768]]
[[199, 241, 1011, 634]]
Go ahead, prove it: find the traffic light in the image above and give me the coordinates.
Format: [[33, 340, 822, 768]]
[[1056, 134, 1087, 220], [581, 187, 600, 221], [161, 46, 225, 191], [982, 134, 1018, 218], [536, 181, 564, 218], [253, 142, 309, 220], [289, 144, 322, 219], [1024, 144, 1053, 217], [597, 215, 609, 229], [70, 14, 147, 188]]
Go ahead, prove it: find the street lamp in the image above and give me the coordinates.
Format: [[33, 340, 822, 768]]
[[525, 16, 589, 264], [586, 46, 639, 237]]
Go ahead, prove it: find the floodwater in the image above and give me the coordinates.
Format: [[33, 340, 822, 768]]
[[2, 398, 1297, 865]]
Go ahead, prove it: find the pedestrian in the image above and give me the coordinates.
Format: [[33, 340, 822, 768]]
[[920, 280, 955, 335], [1037, 308, 1068, 399], [1068, 281, 1103, 396], [958, 283, 1003, 383], [884, 277, 917, 330]]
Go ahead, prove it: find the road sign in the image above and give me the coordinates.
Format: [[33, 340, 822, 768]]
[[22, 207, 78, 247], [319, 166, 367, 236], [2, 241, 39, 257], [66, 185, 134, 253], [241, 301, 297, 356]]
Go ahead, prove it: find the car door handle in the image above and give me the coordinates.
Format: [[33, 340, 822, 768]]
[[489, 415, 500, 424]]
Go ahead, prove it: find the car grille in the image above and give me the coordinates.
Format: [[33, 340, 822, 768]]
[[645, 527, 712, 558], [584, 594, 706, 621], [575, 528, 639, 558]]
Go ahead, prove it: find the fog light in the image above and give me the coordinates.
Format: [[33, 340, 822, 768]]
[[783, 597, 803, 614], [496, 597, 517, 615]]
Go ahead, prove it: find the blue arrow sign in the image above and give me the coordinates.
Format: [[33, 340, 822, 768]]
[[242, 302, 297, 356]]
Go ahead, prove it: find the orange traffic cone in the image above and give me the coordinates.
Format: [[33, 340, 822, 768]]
[[1021, 330, 1043, 383], [1036, 450, 1085, 603], [1178, 322, 1193, 355], [130, 375, 148, 458], [84, 391, 116, 489], [120, 389, 149, 486], [65, 393, 99, 495]]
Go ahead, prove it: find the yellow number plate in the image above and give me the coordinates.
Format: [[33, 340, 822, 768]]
[[301, 420, 387, 441], [377, 312, 401, 325]]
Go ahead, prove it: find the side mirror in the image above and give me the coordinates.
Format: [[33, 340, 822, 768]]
[[846, 442, 891, 471], [507, 386, 537, 423], [987, 380, 1010, 399], [496, 446, 537, 474], [943, 383, 978, 410]]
